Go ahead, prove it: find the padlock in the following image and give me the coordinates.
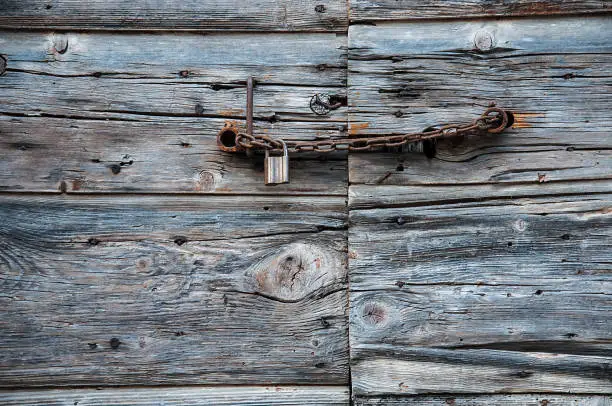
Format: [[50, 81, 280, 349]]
[[264, 140, 289, 185]]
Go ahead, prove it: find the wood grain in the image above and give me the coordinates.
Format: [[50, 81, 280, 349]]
[[0, 195, 349, 387], [348, 181, 612, 209], [0, 0, 348, 32], [0, 386, 350, 405], [0, 115, 348, 195], [348, 17, 611, 190], [346, 16, 612, 396], [352, 349, 612, 395], [0, 32, 347, 86], [355, 394, 612, 405], [349, 0, 609, 22], [348, 193, 612, 395], [0, 31, 348, 194]]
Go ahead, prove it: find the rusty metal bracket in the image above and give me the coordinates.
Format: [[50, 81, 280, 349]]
[[216, 77, 256, 153]]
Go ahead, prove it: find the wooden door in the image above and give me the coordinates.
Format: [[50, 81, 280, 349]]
[[0, 1, 610, 404]]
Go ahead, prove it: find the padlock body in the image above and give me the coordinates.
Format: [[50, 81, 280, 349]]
[[264, 155, 289, 185]]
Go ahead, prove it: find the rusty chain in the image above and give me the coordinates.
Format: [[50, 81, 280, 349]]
[[227, 107, 511, 154]]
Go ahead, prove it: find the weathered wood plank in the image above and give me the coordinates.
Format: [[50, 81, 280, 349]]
[[352, 287, 611, 351], [0, 0, 348, 32], [0, 115, 347, 194], [0, 386, 350, 405], [0, 195, 349, 387], [0, 31, 346, 119], [355, 394, 611, 405], [348, 181, 612, 209], [2, 72, 346, 121], [348, 193, 612, 395], [352, 348, 612, 395], [348, 17, 611, 191], [350, 1, 609, 22], [349, 191, 612, 287], [0, 32, 347, 86], [0, 31, 348, 194]]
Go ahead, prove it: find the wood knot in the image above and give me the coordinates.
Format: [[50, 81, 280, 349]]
[[513, 219, 527, 232], [52, 34, 69, 55], [246, 242, 343, 302], [195, 170, 216, 192], [473, 30, 494, 52], [361, 301, 389, 327]]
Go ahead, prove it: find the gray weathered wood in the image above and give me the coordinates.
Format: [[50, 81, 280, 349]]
[[349, 1, 609, 22], [349, 191, 612, 287], [346, 16, 612, 397], [348, 17, 611, 190], [355, 394, 611, 405], [0, 386, 350, 405], [0, 115, 347, 194], [0, 195, 349, 387], [352, 348, 612, 395], [348, 192, 612, 395], [0, 0, 348, 32], [348, 181, 612, 209], [0, 32, 347, 86], [0, 31, 348, 194], [2, 73, 345, 122]]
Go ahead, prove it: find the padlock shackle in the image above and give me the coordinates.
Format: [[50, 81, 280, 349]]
[[265, 139, 287, 157]]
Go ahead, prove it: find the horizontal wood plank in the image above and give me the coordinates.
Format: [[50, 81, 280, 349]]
[[349, 191, 612, 287], [348, 17, 611, 192], [352, 348, 612, 395], [0, 115, 348, 194], [0, 195, 349, 387], [0, 32, 347, 86], [0, 0, 348, 32], [348, 181, 612, 210], [350, 1, 609, 22], [355, 394, 612, 405], [0, 386, 350, 405], [348, 194, 612, 395], [0, 31, 348, 194]]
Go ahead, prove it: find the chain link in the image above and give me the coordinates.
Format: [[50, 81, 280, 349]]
[[233, 107, 511, 154]]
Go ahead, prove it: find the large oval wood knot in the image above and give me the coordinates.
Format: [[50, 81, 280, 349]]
[[361, 301, 389, 327], [245, 242, 344, 302]]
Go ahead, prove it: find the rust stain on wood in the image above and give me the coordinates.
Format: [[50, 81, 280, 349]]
[[219, 108, 245, 116], [512, 112, 546, 129], [349, 122, 369, 135]]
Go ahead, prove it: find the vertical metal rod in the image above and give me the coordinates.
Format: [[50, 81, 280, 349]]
[[246, 76, 254, 136], [245, 77, 255, 157]]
